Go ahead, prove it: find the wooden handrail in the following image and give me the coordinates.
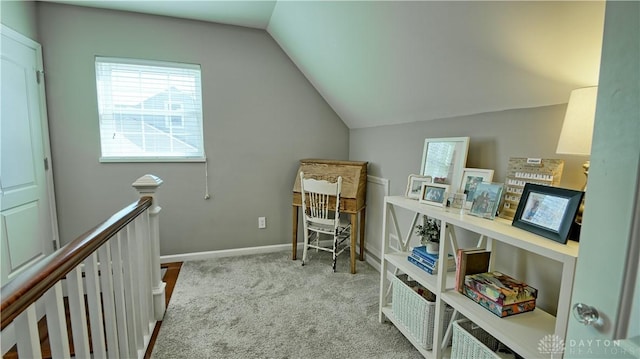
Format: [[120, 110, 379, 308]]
[[0, 197, 153, 330]]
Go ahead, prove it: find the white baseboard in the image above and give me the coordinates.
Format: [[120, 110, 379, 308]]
[[161, 244, 382, 273], [160, 243, 294, 263], [364, 250, 381, 272]]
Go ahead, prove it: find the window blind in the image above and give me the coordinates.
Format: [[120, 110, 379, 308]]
[[95, 57, 204, 162], [425, 142, 455, 179]]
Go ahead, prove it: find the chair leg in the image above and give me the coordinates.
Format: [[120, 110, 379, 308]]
[[302, 230, 309, 266], [332, 234, 338, 273]]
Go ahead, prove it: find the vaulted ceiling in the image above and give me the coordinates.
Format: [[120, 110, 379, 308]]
[[42, 1, 606, 129]]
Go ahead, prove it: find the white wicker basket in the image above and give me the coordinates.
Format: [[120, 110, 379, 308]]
[[391, 275, 453, 350], [451, 319, 501, 359]]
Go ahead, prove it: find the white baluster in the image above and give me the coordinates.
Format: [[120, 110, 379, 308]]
[[84, 252, 107, 357], [44, 282, 71, 358], [121, 225, 141, 356], [66, 266, 91, 358], [128, 220, 146, 352], [1, 323, 16, 356], [98, 242, 120, 358], [14, 305, 41, 359], [111, 232, 132, 358]]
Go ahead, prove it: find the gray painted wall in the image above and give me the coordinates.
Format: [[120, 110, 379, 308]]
[[350, 105, 587, 193], [350, 105, 589, 314], [36, 2, 349, 255], [1, 0, 38, 40]]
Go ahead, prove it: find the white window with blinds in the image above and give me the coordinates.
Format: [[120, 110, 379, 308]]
[[95, 57, 205, 162]]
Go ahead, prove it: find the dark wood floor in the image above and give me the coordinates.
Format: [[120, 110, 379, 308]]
[[144, 262, 182, 359], [3, 262, 183, 359]]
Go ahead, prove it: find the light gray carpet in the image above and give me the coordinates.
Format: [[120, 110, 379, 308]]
[[151, 250, 422, 359]]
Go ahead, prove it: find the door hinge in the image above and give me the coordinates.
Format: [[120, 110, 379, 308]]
[[52, 240, 58, 251], [36, 70, 44, 84], [44, 157, 49, 170]]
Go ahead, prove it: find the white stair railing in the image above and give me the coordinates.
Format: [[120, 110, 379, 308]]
[[1, 174, 165, 359]]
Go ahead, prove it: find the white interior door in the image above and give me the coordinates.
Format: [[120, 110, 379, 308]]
[[565, 2, 639, 358], [1, 25, 58, 286]]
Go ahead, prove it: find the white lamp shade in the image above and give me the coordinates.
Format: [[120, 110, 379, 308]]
[[556, 86, 598, 155]]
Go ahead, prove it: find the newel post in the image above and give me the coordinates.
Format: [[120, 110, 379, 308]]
[[132, 174, 166, 321]]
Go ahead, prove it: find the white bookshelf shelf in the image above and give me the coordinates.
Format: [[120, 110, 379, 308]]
[[385, 252, 457, 292], [378, 195, 578, 359], [442, 290, 555, 359]]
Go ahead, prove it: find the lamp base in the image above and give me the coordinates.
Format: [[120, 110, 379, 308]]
[[569, 221, 582, 242], [568, 161, 589, 242]]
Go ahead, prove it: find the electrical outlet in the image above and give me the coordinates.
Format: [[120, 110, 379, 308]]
[[258, 217, 266, 229]]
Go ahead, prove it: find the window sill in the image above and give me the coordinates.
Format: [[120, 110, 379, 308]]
[[99, 157, 206, 163]]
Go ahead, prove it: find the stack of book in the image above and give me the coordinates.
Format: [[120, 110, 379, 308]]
[[463, 271, 538, 317], [407, 246, 456, 275]]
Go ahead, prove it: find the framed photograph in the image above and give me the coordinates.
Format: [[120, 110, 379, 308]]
[[512, 183, 584, 244], [405, 174, 433, 199], [469, 182, 504, 220], [460, 168, 495, 208], [420, 137, 470, 191], [419, 183, 450, 207]]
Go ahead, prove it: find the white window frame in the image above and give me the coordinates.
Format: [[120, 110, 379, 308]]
[[95, 57, 205, 162]]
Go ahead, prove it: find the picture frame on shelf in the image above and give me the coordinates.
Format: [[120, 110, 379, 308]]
[[512, 183, 584, 244], [405, 174, 433, 200], [419, 183, 450, 207], [469, 182, 504, 219], [459, 168, 495, 209], [420, 137, 470, 191], [446, 192, 467, 214], [499, 157, 564, 220]]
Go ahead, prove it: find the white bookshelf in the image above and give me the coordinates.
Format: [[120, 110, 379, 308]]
[[378, 195, 579, 359]]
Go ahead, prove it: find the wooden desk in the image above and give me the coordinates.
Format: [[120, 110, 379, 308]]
[[292, 159, 368, 274]]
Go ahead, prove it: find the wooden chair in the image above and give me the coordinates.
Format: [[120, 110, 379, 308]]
[[299, 172, 351, 272]]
